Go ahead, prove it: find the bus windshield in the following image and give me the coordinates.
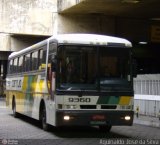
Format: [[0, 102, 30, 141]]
[[57, 45, 131, 91]]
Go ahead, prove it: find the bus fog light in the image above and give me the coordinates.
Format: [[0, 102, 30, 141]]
[[66, 105, 77, 109], [70, 105, 77, 109], [64, 115, 70, 121], [125, 116, 131, 121]]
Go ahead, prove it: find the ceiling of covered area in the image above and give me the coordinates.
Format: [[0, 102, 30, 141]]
[[59, 0, 160, 19]]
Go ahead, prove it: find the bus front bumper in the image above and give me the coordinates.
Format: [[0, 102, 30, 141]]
[[56, 110, 134, 126]]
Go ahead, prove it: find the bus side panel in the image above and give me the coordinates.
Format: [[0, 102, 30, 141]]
[[6, 73, 50, 121], [16, 91, 25, 113], [46, 99, 56, 126], [31, 74, 48, 120], [5, 90, 10, 108], [6, 77, 25, 113], [22, 73, 49, 120]]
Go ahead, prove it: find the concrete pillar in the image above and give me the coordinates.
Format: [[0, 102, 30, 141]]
[[58, 0, 83, 12], [0, 33, 11, 51], [2, 60, 7, 79], [0, 0, 57, 36], [0, 61, 1, 76]]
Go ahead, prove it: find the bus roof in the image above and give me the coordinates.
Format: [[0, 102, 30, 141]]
[[53, 34, 132, 46], [9, 34, 132, 59]]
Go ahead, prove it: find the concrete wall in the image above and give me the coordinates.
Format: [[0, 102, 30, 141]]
[[57, 14, 149, 42], [0, 0, 150, 51], [10, 35, 49, 52], [1, 13, 149, 52], [0, 33, 11, 52], [57, 14, 115, 35], [58, 0, 83, 12], [0, 0, 57, 35], [10, 37, 36, 52]]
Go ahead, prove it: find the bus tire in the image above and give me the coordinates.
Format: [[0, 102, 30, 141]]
[[41, 105, 49, 131], [12, 98, 18, 118], [99, 125, 112, 132]]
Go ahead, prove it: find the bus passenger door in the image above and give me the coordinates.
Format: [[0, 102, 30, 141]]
[[46, 44, 57, 126], [47, 43, 57, 100], [50, 55, 56, 93]]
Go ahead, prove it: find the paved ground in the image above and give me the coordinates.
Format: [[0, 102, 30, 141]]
[[134, 114, 160, 128], [0, 98, 160, 145]]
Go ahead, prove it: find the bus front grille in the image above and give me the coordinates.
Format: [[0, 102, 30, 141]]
[[101, 105, 117, 109], [80, 105, 96, 109], [80, 105, 117, 109]]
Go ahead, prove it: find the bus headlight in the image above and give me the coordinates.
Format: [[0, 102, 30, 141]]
[[64, 115, 70, 121], [125, 116, 131, 121]]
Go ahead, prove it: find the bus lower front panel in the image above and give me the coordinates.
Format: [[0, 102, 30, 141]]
[[56, 110, 134, 126]]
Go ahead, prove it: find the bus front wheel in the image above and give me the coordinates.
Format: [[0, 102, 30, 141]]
[[12, 98, 18, 118], [99, 125, 112, 132], [41, 106, 49, 131]]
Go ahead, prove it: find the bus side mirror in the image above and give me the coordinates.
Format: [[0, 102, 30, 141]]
[[51, 55, 57, 72], [133, 60, 137, 78], [47, 55, 57, 81]]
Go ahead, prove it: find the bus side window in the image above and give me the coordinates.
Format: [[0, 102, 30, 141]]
[[9, 60, 13, 74], [42, 49, 47, 64], [51, 55, 57, 72], [23, 55, 26, 72], [30, 54, 32, 71], [49, 43, 57, 54], [38, 48, 47, 70], [38, 49, 43, 69], [25, 53, 31, 72], [13, 58, 18, 74], [18, 56, 23, 73], [12, 59, 15, 73], [17, 57, 19, 72], [33, 51, 38, 70]]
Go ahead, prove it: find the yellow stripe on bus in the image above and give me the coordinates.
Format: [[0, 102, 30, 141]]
[[22, 76, 28, 91], [119, 96, 131, 105]]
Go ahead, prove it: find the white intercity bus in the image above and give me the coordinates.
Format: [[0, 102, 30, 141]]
[[6, 34, 134, 131]]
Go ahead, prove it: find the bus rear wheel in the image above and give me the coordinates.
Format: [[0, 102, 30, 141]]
[[99, 125, 112, 132], [41, 106, 49, 131]]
